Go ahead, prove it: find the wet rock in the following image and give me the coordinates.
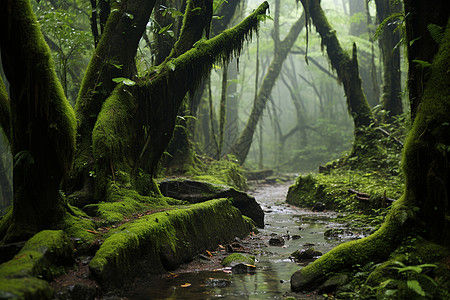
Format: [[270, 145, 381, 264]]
[[231, 263, 256, 274], [54, 282, 99, 300], [318, 274, 348, 293], [324, 228, 358, 239], [291, 235, 302, 240], [312, 202, 326, 212], [205, 278, 232, 287], [159, 179, 264, 228], [269, 236, 285, 246], [290, 248, 322, 260]]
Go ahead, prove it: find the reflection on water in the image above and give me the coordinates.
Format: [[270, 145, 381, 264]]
[[122, 183, 349, 299]]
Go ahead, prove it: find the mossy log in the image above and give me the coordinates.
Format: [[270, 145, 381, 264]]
[[89, 199, 253, 289], [0, 230, 74, 299]]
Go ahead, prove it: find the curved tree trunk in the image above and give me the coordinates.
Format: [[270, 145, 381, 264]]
[[291, 3, 450, 292], [229, 11, 306, 164], [0, 0, 76, 243]]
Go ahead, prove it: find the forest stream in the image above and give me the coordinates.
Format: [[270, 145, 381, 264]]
[[120, 181, 370, 299]]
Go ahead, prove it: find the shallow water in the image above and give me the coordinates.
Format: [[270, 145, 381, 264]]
[[122, 182, 356, 299]]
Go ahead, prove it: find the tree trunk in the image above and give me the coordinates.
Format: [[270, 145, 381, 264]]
[[69, 0, 157, 198], [291, 3, 450, 292], [375, 0, 402, 121], [300, 0, 376, 161], [91, 2, 270, 198], [0, 0, 76, 243], [229, 11, 306, 164]]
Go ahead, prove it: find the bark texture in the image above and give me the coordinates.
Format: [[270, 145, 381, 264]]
[[375, 0, 402, 121]]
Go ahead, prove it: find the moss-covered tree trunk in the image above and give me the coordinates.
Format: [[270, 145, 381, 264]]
[[68, 0, 157, 198], [300, 0, 376, 162], [0, 0, 76, 243], [229, 11, 306, 164], [404, 0, 450, 118], [291, 3, 450, 292], [375, 0, 402, 121], [92, 2, 269, 199]]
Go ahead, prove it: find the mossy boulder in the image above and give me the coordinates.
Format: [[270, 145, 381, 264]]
[[89, 199, 253, 289], [221, 253, 255, 267], [159, 179, 264, 228], [0, 230, 74, 299], [286, 174, 326, 208]]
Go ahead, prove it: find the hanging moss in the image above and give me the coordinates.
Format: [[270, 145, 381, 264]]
[[0, 76, 11, 142]]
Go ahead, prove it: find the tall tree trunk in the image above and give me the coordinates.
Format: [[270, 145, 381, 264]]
[[291, 2, 450, 292], [375, 0, 403, 121], [0, 0, 76, 243], [300, 0, 375, 161], [229, 11, 306, 164]]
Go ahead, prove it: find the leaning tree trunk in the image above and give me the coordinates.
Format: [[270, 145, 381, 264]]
[[0, 0, 76, 243], [375, 0, 403, 121], [92, 2, 270, 199], [300, 0, 376, 161], [291, 5, 450, 292], [229, 11, 306, 164]]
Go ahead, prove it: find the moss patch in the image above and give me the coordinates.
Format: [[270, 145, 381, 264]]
[[89, 199, 252, 289], [287, 170, 403, 212]]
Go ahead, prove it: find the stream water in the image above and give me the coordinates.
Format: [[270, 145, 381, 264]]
[[121, 182, 359, 299]]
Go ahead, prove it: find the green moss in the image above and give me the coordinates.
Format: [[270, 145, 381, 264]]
[[0, 230, 74, 299], [221, 253, 255, 267], [89, 199, 251, 288], [61, 208, 97, 250], [287, 170, 403, 212]]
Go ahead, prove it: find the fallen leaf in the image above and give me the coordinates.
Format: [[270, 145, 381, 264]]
[[206, 250, 213, 257], [86, 229, 99, 234], [181, 283, 191, 287]]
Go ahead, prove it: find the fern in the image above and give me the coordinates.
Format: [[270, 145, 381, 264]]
[[427, 23, 444, 44], [373, 12, 404, 41]]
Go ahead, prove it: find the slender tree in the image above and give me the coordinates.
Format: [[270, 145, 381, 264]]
[[229, 6, 306, 164]]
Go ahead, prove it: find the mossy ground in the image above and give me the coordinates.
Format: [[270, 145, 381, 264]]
[[287, 169, 403, 214]]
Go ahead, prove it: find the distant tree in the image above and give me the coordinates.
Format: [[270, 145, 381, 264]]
[[229, 1, 306, 164]]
